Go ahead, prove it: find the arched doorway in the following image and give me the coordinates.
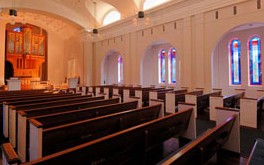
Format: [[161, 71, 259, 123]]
[[4, 61, 14, 84], [212, 23, 264, 93], [101, 50, 123, 85], [141, 41, 179, 87]]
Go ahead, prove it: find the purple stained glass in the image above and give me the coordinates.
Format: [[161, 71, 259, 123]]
[[249, 37, 262, 85], [230, 39, 241, 85], [159, 50, 166, 83], [118, 55, 123, 83], [168, 48, 176, 84]]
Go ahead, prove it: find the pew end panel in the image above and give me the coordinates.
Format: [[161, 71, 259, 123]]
[[165, 92, 175, 114], [185, 94, 198, 118], [240, 98, 258, 128], [209, 96, 223, 121], [8, 106, 17, 148], [1, 143, 20, 165], [178, 102, 196, 140], [3, 103, 9, 138], [149, 99, 164, 117], [113, 88, 118, 95], [123, 89, 130, 102], [103, 87, 110, 99], [29, 120, 43, 161], [135, 90, 143, 108], [216, 107, 240, 154], [17, 111, 28, 163], [149, 91, 158, 104], [95, 87, 101, 96]]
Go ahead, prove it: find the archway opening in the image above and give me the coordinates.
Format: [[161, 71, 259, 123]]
[[4, 61, 14, 84], [102, 51, 123, 85], [212, 23, 264, 93], [141, 41, 179, 87]]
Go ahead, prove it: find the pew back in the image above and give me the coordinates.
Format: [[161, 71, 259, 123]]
[[22, 108, 193, 165], [158, 114, 237, 165]]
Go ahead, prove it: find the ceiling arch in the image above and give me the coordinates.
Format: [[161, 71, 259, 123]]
[[0, 0, 177, 31]]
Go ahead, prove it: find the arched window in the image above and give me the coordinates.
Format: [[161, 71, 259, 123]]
[[118, 55, 123, 83], [159, 50, 166, 83], [103, 10, 121, 26], [143, 0, 170, 10], [168, 48, 176, 84], [248, 36, 262, 85], [229, 39, 241, 85]]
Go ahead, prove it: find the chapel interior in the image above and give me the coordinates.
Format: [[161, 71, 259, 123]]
[[0, 0, 264, 164]]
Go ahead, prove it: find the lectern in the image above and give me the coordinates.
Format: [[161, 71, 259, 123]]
[[7, 77, 21, 91]]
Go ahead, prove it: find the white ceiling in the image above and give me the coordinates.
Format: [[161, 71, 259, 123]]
[[0, 0, 163, 31]]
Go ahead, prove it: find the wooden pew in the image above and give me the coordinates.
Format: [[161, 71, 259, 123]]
[[19, 108, 192, 165], [91, 85, 114, 97], [166, 90, 203, 114], [123, 86, 142, 102], [209, 92, 244, 121], [149, 88, 174, 102], [149, 88, 184, 103], [158, 114, 237, 165], [150, 89, 187, 115], [1, 93, 73, 139], [75, 86, 87, 95], [112, 85, 126, 102], [135, 87, 165, 107], [9, 96, 108, 149], [185, 91, 221, 117], [6, 95, 101, 147], [247, 138, 264, 165], [27, 104, 161, 161], [18, 100, 138, 162], [240, 90, 264, 128], [0, 89, 46, 95]]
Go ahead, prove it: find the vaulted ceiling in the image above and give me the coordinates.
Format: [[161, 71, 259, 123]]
[[0, 0, 171, 32]]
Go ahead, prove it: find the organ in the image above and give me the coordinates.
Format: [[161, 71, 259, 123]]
[[6, 24, 46, 89]]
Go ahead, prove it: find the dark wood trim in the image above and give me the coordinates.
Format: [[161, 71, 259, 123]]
[[29, 118, 44, 128], [1, 143, 20, 164], [215, 107, 239, 112], [178, 102, 195, 106]]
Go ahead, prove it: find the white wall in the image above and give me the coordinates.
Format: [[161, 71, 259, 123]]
[[92, 0, 264, 93], [2, 0, 264, 92]]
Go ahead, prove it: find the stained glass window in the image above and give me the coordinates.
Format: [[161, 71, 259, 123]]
[[229, 39, 241, 85], [159, 50, 166, 83], [118, 55, 123, 83], [168, 48, 176, 84], [249, 36, 262, 85]]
